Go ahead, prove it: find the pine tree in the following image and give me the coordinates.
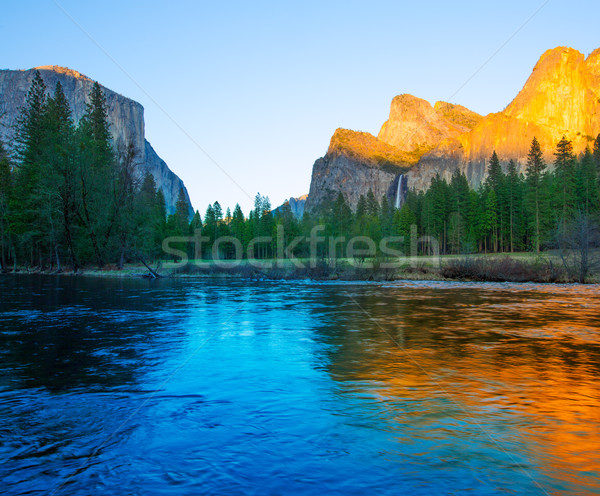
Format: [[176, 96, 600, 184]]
[[379, 195, 393, 237], [42, 81, 77, 270], [113, 141, 138, 268], [485, 151, 503, 192], [190, 210, 202, 233], [485, 151, 506, 251], [332, 192, 352, 238], [365, 189, 379, 217], [258, 197, 273, 259], [138, 172, 157, 210], [163, 189, 190, 261], [76, 81, 115, 267], [449, 169, 469, 253], [251, 193, 270, 257], [274, 200, 300, 259], [13, 71, 48, 265], [525, 137, 546, 253], [327, 193, 352, 257], [212, 201, 223, 224], [355, 195, 367, 218], [201, 203, 216, 258], [428, 174, 449, 253], [175, 187, 190, 233], [505, 159, 521, 252], [483, 190, 499, 252], [81, 82, 113, 166], [553, 135, 576, 221], [188, 210, 202, 259], [393, 204, 416, 255], [155, 188, 167, 238], [14, 71, 47, 166], [465, 189, 483, 253], [576, 147, 599, 215], [0, 141, 12, 270], [135, 172, 162, 260], [230, 203, 245, 250]]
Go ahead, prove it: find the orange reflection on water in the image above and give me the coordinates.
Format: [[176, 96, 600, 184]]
[[323, 282, 600, 493]]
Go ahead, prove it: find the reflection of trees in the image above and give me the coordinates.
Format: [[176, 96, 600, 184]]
[[309, 284, 600, 489], [0, 275, 192, 392]]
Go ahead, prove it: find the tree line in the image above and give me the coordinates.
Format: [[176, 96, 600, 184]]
[[403, 136, 600, 255], [0, 71, 191, 271], [175, 135, 600, 262], [2, 72, 599, 271]]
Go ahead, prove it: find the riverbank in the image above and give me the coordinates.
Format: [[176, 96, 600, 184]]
[[3, 252, 598, 283]]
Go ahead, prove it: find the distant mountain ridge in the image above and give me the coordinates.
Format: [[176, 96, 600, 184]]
[[0, 65, 193, 215], [305, 46, 600, 210], [273, 194, 307, 219]]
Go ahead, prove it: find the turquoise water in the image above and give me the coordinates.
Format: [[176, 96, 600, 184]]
[[1, 275, 599, 495]]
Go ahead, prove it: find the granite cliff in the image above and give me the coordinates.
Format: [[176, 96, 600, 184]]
[[409, 46, 600, 190], [306, 46, 600, 210], [0, 65, 192, 215], [305, 128, 413, 211], [287, 195, 308, 218], [377, 95, 482, 155], [305, 98, 481, 211]]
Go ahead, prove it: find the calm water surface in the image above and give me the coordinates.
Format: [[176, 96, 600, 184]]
[[0, 275, 599, 495]]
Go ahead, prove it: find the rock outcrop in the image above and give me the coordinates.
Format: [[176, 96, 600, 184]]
[[287, 195, 308, 218], [377, 94, 481, 155], [305, 46, 600, 209], [0, 66, 192, 215], [273, 194, 308, 219], [305, 99, 480, 211], [408, 46, 600, 189], [305, 128, 411, 211]]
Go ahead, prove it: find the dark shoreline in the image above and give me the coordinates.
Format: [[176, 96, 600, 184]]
[[2, 254, 598, 284]]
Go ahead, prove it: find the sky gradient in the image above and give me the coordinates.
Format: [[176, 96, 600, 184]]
[[2, 0, 598, 213]]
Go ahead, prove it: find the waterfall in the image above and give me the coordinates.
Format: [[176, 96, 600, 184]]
[[395, 174, 403, 209]]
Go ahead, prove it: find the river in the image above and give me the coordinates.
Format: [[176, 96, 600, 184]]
[[0, 275, 599, 495]]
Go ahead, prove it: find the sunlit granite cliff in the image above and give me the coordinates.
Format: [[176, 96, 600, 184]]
[[0, 65, 192, 214], [306, 46, 600, 210], [305, 128, 414, 211]]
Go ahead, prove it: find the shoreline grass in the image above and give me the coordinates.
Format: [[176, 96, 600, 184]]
[[3, 252, 598, 284]]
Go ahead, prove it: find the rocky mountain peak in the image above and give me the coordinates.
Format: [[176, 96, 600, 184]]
[[409, 45, 600, 191], [279, 195, 308, 219], [584, 47, 600, 76], [503, 46, 599, 136], [33, 65, 91, 81], [433, 101, 482, 130], [328, 127, 415, 167], [377, 94, 480, 156]]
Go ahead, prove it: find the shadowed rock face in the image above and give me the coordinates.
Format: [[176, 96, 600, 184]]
[[0, 66, 192, 215], [287, 195, 308, 218], [273, 194, 308, 219], [306, 153, 400, 212], [305, 46, 600, 208], [305, 129, 411, 211]]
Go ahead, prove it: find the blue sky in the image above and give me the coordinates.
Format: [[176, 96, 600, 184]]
[[2, 1, 598, 213]]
